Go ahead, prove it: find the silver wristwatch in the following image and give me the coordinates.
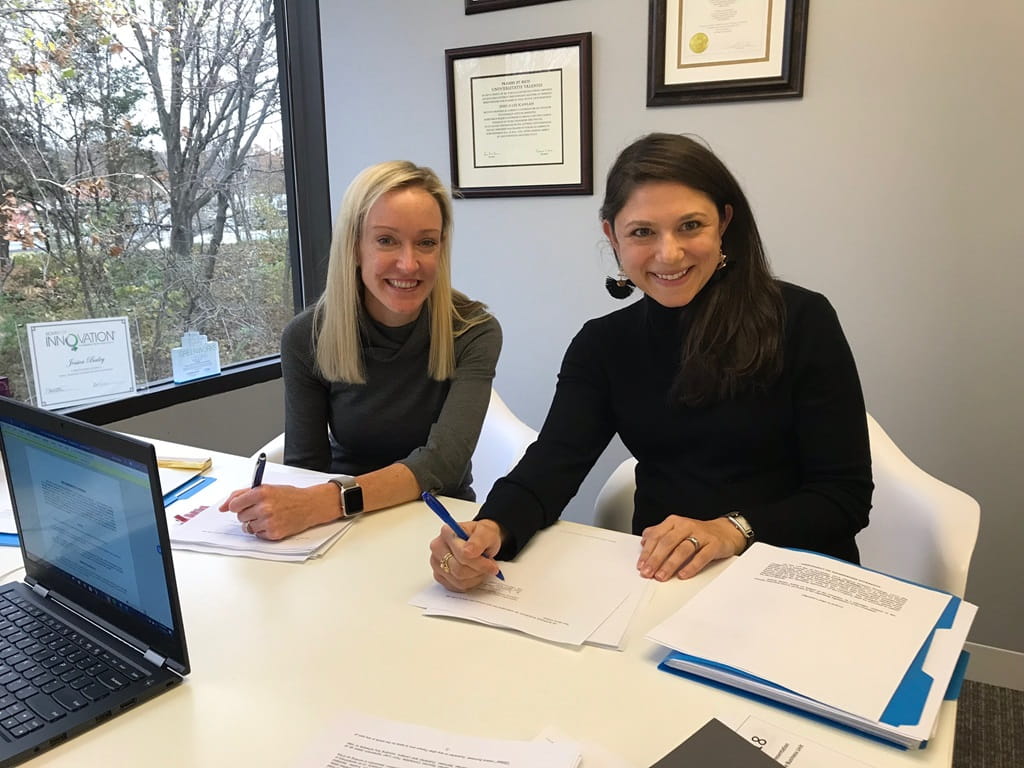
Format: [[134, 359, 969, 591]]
[[328, 475, 364, 518], [723, 511, 755, 551]]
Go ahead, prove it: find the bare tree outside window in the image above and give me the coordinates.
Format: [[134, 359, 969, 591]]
[[0, 0, 292, 403]]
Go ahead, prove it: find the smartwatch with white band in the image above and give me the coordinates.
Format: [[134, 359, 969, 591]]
[[724, 511, 755, 551], [328, 475, 364, 518]]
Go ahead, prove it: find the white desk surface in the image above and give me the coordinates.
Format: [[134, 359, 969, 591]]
[[0, 444, 956, 767]]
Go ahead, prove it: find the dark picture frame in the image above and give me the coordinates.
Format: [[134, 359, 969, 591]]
[[465, 0, 571, 14], [445, 33, 593, 198], [647, 0, 809, 106]]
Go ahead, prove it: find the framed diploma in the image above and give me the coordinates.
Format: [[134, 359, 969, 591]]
[[465, 0, 571, 13], [647, 0, 809, 106], [445, 33, 593, 198]]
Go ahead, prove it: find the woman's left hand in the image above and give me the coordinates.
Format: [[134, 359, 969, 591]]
[[638, 515, 746, 581]]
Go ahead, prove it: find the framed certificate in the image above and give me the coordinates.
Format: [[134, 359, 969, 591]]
[[26, 317, 137, 409], [465, 0, 571, 13], [647, 0, 809, 106], [445, 33, 593, 198]]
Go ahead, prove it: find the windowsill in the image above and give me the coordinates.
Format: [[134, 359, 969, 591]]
[[65, 357, 282, 425]]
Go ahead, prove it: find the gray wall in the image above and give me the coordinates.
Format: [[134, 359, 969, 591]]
[[111, 379, 284, 457], [316, 0, 1024, 653], [116, 0, 1023, 656]]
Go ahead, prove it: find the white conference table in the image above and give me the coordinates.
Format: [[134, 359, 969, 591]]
[[0, 443, 957, 767]]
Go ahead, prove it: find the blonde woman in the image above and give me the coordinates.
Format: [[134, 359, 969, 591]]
[[221, 161, 501, 540]]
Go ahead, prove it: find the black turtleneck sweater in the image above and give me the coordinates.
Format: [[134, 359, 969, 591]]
[[477, 281, 872, 563]]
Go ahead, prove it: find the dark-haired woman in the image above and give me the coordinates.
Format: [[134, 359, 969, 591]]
[[429, 133, 872, 591]]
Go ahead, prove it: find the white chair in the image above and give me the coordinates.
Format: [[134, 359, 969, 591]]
[[594, 456, 638, 534], [250, 387, 537, 500], [252, 432, 285, 462], [857, 413, 979, 596], [593, 414, 981, 596], [470, 388, 538, 500]]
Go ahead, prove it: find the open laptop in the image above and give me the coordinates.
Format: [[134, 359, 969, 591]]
[[0, 397, 190, 765]]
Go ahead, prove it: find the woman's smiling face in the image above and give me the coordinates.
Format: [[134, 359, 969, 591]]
[[603, 181, 732, 308], [358, 186, 442, 326]]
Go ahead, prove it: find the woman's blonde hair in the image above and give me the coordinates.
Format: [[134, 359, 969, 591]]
[[313, 161, 489, 383]]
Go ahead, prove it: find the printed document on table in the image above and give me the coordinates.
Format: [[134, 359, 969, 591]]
[[410, 525, 646, 647], [294, 711, 580, 768], [647, 543, 952, 722], [169, 462, 352, 561]]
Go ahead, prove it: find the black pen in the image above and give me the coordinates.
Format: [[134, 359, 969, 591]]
[[251, 452, 267, 488]]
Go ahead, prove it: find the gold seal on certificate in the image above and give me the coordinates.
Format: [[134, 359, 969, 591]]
[[688, 32, 709, 54]]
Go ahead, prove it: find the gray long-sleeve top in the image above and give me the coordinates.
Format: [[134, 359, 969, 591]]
[[280, 305, 502, 500]]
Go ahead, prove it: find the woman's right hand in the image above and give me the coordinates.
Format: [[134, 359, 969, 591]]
[[219, 482, 338, 540], [429, 519, 504, 592]]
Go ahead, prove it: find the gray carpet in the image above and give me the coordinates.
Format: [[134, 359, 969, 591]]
[[953, 680, 1024, 767]]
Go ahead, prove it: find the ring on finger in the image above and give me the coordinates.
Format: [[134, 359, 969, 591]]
[[685, 535, 701, 551], [440, 552, 454, 574], [243, 520, 253, 534]]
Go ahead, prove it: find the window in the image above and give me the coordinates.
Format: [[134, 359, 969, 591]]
[[0, 0, 330, 421]]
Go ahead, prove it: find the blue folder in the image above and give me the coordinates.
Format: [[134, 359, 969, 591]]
[[658, 645, 970, 750], [162, 475, 217, 507], [655, 549, 972, 750]]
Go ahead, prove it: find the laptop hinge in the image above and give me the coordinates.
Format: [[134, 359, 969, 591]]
[[30, 582, 49, 598], [143, 648, 166, 667]]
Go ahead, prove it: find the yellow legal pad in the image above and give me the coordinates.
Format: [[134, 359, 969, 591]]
[[157, 456, 213, 472]]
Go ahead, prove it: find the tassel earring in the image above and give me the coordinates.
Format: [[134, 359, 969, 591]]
[[605, 271, 635, 299]]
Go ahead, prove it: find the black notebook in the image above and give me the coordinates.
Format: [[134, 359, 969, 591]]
[[650, 719, 780, 767], [0, 397, 190, 765]]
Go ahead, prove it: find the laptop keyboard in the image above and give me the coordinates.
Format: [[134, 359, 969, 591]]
[[0, 590, 147, 740]]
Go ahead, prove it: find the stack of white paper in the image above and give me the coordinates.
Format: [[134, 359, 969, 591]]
[[647, 543, 976, 748], [296, 711, 581, 768], [168, 462, 353, 562], [410, 524, 651, 648], [170, 504, 352, 561]]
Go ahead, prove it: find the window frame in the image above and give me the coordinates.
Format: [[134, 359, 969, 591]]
[[68, 0, 331, 425]]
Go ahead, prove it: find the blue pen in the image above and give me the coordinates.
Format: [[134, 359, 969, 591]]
[[251, 452, 267, 488], [421, 491, 504, 581]]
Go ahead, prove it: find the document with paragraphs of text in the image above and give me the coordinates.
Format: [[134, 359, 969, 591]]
[[410, 523, 652, 648], [647, 543, 976, 748], [294, 711, 580, 768]]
